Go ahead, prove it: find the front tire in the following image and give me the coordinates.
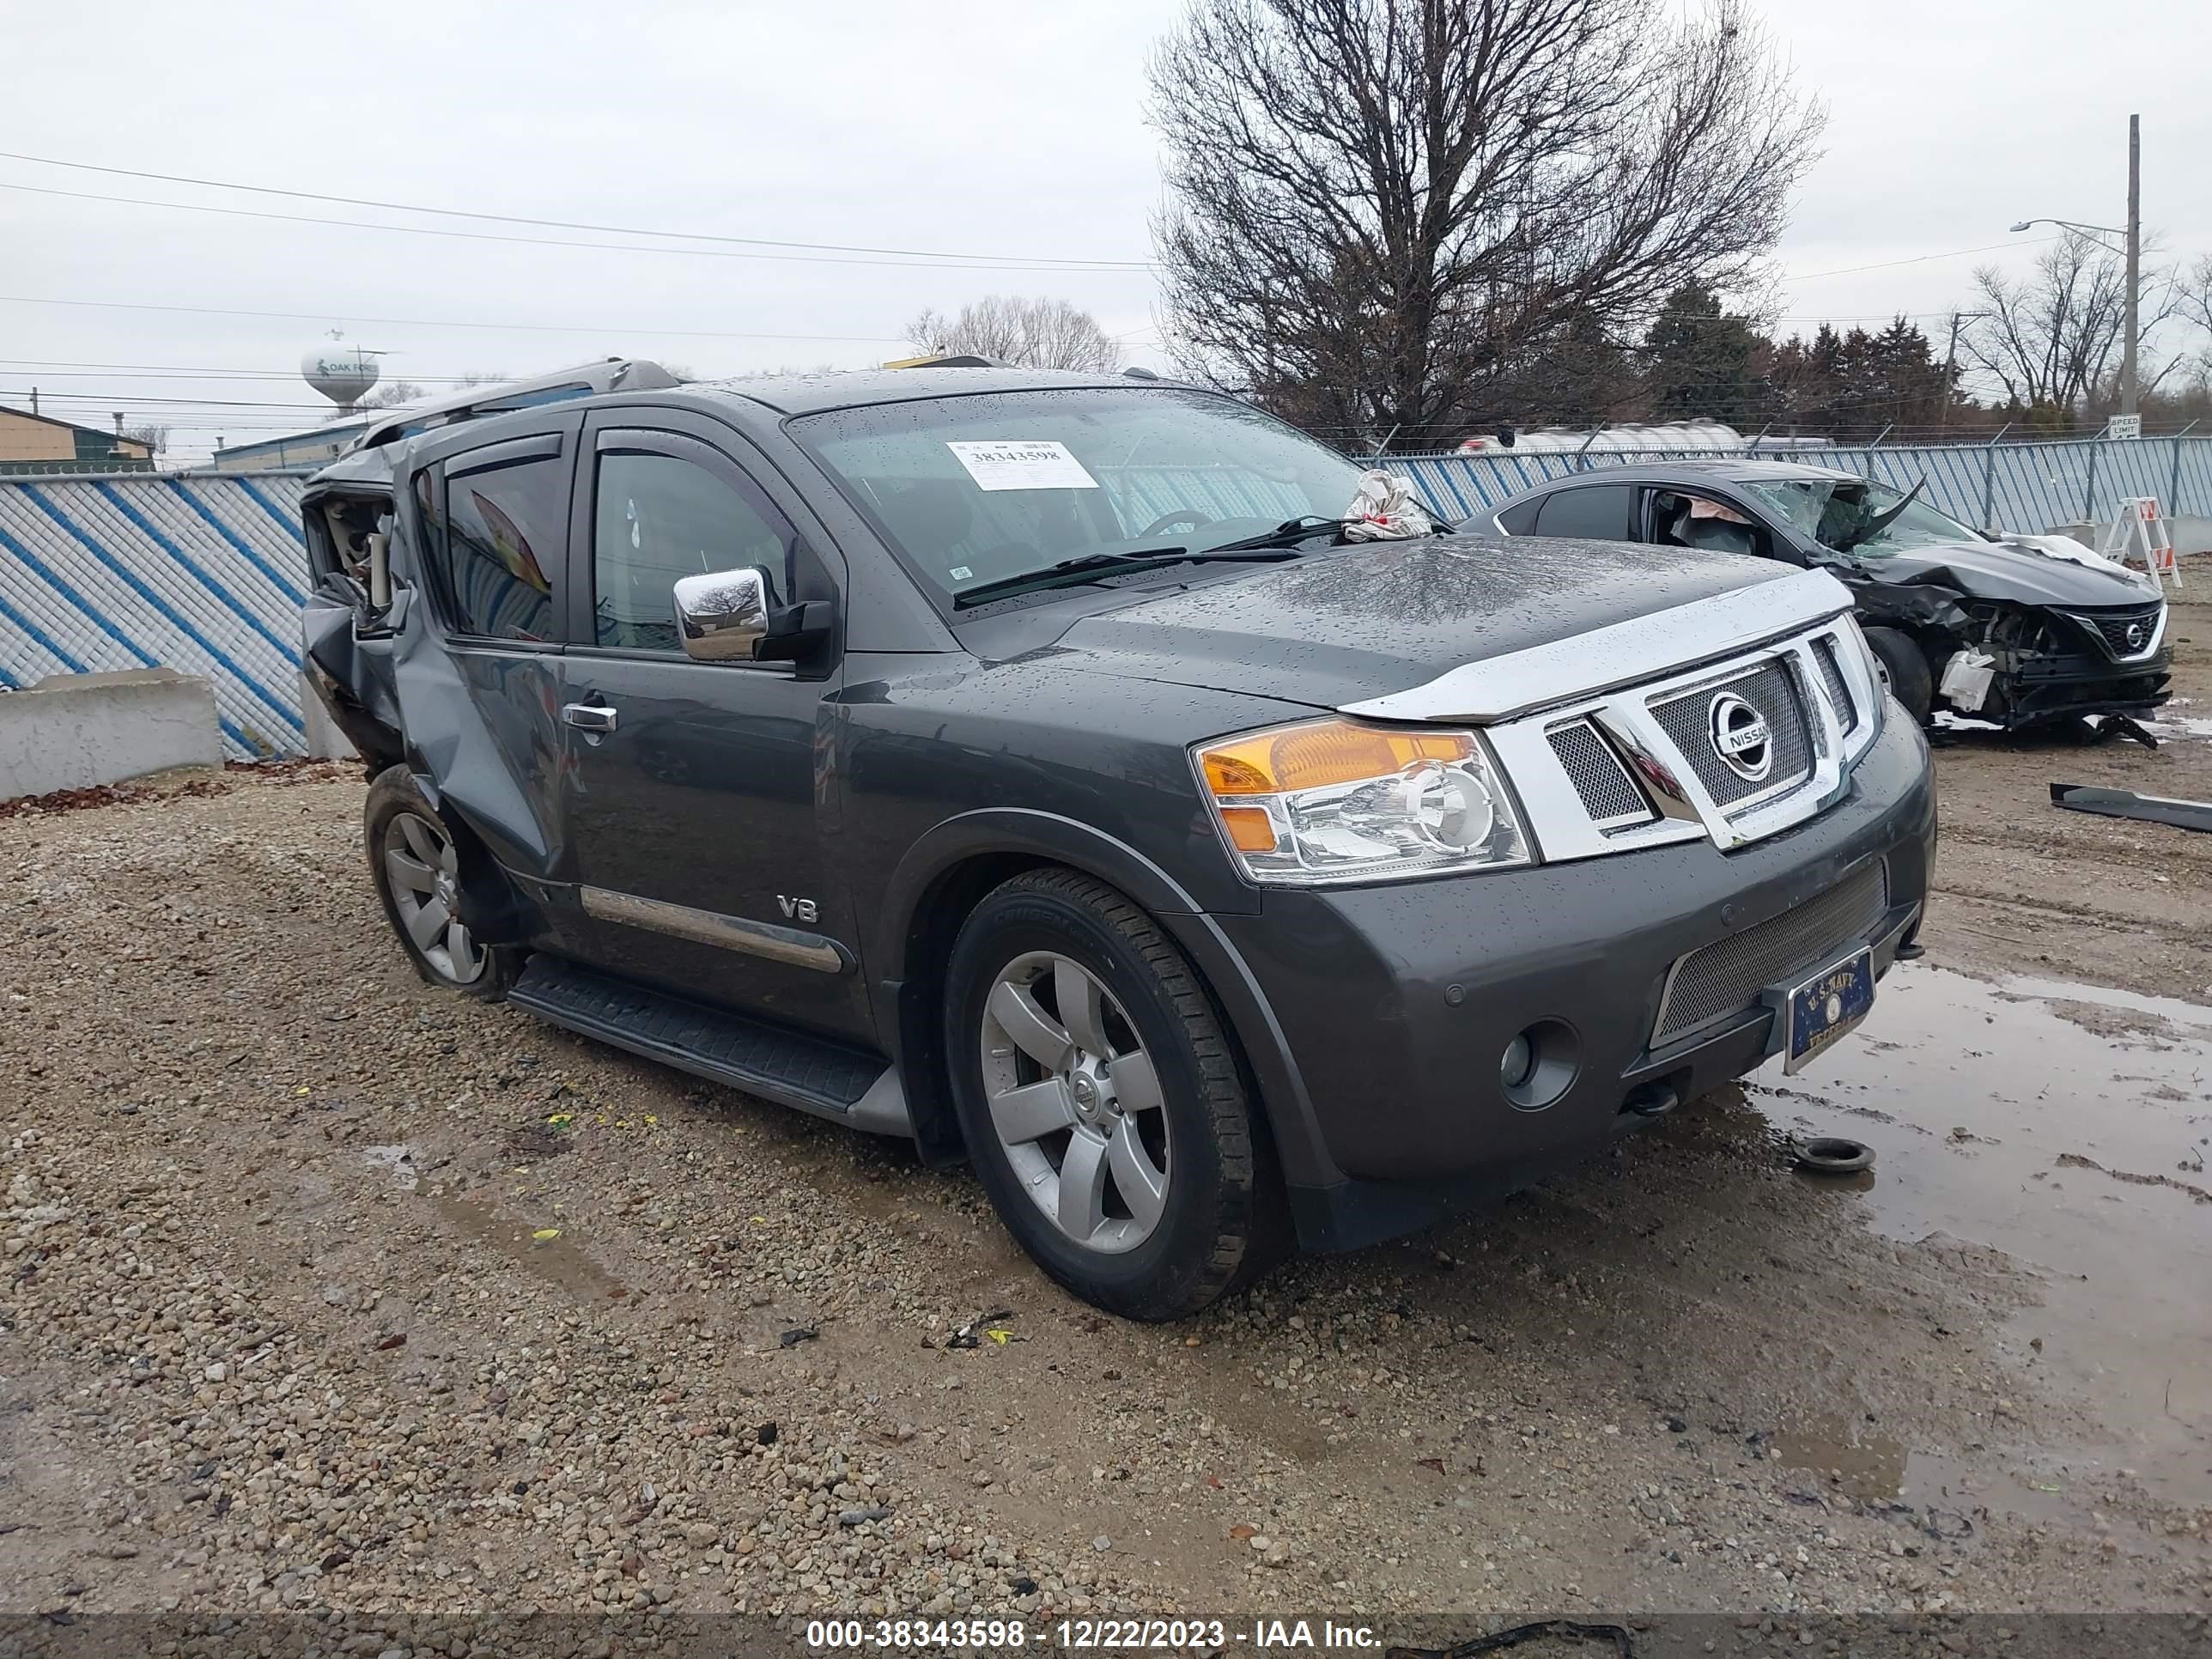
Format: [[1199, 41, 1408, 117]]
[[364, 766, 523, 1000], [1863, 626, 1935, 725], [944, 869, 1283, 1321]]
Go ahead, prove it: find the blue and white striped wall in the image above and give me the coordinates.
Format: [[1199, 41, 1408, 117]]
[[1395, 435, 2212, 532], [3, 440, 2207, 763], [0, 473, 312, 759]]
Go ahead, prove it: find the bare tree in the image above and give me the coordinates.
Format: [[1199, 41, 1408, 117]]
[[1962, 234, 2181, 424], [905, 295, 1120, 371], [2179, 255, 2212, 366], [358, 380, 426, 410], [119, 423, 169, 456], [1147, 0, 1824, 447]]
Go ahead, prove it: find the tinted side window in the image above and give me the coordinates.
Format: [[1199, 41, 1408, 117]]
[[438, 457, 566, 641], [592, 451, 795, 653], [1494, 498, 1541, 534], [1531, 484, 1635, 540]]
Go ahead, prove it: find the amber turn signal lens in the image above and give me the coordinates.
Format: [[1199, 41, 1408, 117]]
[[1217, 805, 1279, 853], [1200, 719, 1474, 794]]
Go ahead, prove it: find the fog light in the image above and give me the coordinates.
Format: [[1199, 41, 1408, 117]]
[[1500, 1030, 1536, 1091], [1499, 1018, 1581, 1112]]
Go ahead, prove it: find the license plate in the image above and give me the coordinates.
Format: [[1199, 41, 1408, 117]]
[[1784, 946, 1875, 1074]]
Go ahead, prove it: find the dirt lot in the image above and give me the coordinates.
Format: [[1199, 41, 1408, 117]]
[[3, 587, 2209, 1638]]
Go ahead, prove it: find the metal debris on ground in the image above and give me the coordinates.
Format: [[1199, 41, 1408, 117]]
[[945, 1308, 1014, 1350], [2050, 781, 2212, 833], [777, 1327, 819, 1349]]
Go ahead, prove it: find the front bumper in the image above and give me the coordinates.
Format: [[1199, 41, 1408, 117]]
[[1979, 643, 2170, 725], [1195, 711, 1936, 1250]]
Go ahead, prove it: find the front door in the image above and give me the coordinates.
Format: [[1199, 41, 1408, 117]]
[[554, 412, 867, 1042]]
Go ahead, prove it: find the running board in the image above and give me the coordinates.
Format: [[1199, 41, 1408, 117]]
[[507, 957, 912, 1136]]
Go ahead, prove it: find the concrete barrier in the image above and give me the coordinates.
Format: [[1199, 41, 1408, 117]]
[[2047, 515, 2212, 562], [297, 672, 357, 761], [0, 667, 222, 800]]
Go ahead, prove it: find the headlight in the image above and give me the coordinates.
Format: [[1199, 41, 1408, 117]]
[[1838, 617, 1889, 738], [1194, 717, 1532, 885]]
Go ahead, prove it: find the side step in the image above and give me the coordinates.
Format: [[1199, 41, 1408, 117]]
[[507, 957, 911, 1136]]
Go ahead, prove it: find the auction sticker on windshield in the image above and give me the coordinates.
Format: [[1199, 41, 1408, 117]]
[[946, 440, 1100, 491]]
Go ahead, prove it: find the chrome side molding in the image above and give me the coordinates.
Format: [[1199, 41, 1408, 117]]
[[1341, 568, 1856, 726], [580, 886, 854, 974]]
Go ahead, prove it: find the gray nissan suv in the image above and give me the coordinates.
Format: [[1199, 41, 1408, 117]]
[[299, 365, 1936, 1320]]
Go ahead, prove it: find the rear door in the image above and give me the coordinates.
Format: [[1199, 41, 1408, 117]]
[[1528, 482, 1638, 539], [405, 419, 581, 884], [553, 408, 869, 1042]]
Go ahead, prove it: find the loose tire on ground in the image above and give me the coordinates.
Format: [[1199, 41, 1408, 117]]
[[943, 868, 1286, 1321], [363, 764, 525, 1001], [1863, 626, 1935, 725]]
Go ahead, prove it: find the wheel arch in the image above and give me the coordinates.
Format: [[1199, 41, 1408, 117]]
[[872, 811, 1335, 1192], [371, 763, 538, 947]]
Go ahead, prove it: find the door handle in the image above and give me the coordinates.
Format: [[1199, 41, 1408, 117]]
[[561, 702, 619, 733]]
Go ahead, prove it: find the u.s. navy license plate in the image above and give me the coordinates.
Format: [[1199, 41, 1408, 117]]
[[1784, 947, 1875, 1074]]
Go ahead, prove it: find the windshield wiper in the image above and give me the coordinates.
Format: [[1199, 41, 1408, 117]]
[[1205, 514, 1349, 553], [950, 546, 1299, 609], [1832, 477, 1927, 554]]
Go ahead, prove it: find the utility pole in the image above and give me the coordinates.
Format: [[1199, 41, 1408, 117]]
[[2123, 112, 2140, 419], [1940, 312, 1968, 430]]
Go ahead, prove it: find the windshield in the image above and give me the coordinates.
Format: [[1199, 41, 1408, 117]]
[[1739, 476, 1979, 559], [790, 386, 1370, 602]]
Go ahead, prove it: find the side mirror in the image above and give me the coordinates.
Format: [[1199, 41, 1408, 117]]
[[673, 567, 770, 662]]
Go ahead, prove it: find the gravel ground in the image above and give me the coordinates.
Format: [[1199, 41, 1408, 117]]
[[3, 591, 2210, 1637]]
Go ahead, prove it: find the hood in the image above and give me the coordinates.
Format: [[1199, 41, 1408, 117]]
[[1046, 534, 1790, 708], [1850, 537, 2158, 608]]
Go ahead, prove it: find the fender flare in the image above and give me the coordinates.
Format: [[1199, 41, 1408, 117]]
[[873, 809, 1340, 1190]]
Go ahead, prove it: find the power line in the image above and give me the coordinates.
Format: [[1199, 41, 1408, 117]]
[[0, 179, 1157, 275], [0, 359, 676, 383], [0, 292, 909, 343], [3, 389, 347, 409], [0, 148, 1157, 270], [1778, 236, 2060, 283]]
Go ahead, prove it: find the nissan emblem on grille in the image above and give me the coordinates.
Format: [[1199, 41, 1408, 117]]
[[1708, 692, 1773, 782], [2125, 619, 2148, 650]]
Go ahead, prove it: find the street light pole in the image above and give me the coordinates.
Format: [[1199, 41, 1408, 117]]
[[2123, 112, 2140, 419], [2009, 114, 2144, 427]]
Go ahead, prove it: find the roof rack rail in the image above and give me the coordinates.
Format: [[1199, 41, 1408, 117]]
[[341, 357, 680, 455]]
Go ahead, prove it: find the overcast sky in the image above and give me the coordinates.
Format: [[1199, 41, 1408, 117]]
[[2, 0, 2206, 460]]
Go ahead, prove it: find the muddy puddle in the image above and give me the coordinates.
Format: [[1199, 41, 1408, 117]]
[[1737, 962, 2211, 1509], [427, 1192, 629, 1300], [360, 1146, 626, 1299], [2145, 696, 2212, 744]]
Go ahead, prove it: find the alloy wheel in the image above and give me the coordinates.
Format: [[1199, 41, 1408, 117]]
[[978, 951, 1170, 1255], [381, 811, 488, 984]]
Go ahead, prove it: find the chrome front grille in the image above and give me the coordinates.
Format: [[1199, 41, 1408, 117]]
[[1476, 605, 1881, 866], [1546, 720, 1653, 826], [1647, 663, 1813, 810], [1653, 861, 1891, 1045], [1812, 636, 1856, 732]]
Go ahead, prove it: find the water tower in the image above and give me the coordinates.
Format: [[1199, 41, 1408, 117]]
[[301, 329, 381, 417]]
